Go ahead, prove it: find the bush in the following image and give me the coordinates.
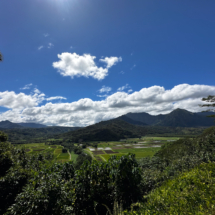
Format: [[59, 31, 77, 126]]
[[138, 162, 215, 214]]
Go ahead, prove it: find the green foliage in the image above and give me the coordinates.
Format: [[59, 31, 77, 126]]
[[138, 162, 215, 214], [72, 154, 142, 214], [0, 130, 8, 142], [201, 95, 215, 116], [74, 153, 92, 169], [2, 126, 215, 214], [62, 148, 67, 153]]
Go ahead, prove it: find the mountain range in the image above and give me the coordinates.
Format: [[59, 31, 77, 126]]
[[0, 120, 47, 129], [121, 108, 215, 127], [0, 109, 214, 143], [57, 109, 214, 141], [0, 109, 213, 130]]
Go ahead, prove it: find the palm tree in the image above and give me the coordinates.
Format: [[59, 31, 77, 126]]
[[0, 52, 3, 62]]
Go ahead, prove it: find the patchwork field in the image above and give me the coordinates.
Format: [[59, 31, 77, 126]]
[[17, 143, 71, 163], [87, 136, 180, 161]]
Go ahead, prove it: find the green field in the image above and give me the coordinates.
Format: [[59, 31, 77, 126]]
[[16, 136, 180, 163], [88, 136, 181, 161], [17, 143, 71, 163]]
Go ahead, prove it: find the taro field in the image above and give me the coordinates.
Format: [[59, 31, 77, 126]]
[[86, 136, 180, 161], [17, 143, 72, 163]]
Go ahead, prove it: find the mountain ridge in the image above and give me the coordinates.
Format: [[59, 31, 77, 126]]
[[124, 108, 214, 127]]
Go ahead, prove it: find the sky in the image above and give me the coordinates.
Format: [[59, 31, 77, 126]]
[[0, 0, 215, 127]]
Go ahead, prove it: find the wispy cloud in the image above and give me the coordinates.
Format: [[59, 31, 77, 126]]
[[130, 64, 136, 70], [20, 83, 33, 90], [99, 86, 112, 93], [44, 33, 49, 37], [97, 94, 109, 98], [46, 96, 67, 101], [38, 46, 44, 50], [117, 84, 131, 92], [120, 71, 124, 74], [48, 43, 54, 49]]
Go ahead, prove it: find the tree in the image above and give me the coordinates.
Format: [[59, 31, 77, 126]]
[[0, 52, 3, 62], [200, 95, 215, 118]]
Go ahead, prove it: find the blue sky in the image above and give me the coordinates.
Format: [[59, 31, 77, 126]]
[[0, 0, 215, 126]]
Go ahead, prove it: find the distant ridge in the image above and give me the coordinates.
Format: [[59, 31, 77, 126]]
[[17, 123, 47, 128], [124, 108, 214, 127], [0, 120, 48, 129], [116, 115, 148, 126], [0, 120, 23, 129]]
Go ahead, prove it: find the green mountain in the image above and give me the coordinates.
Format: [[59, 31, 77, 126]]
[[57, 118, 205, 142], [0, 120, 47, 129], [116, 115, 148, 126], [17, 122, 47, 128], [0, 120, 23, 129], [3, 126, 81, 144], [124, 108, 214, 127]]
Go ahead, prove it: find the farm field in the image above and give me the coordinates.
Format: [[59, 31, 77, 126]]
[[17, 143, 71, 163], [87, 136, 181, 161]]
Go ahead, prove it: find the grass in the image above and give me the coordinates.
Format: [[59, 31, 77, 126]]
[[70, 151, 78, 161]]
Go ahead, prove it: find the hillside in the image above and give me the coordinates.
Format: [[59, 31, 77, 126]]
[[3, 126, 81, 144], [17, 122, 47, 128], [0, 120, 23, 129], [124, 108, 214, 127], [116, 115, 148, 126], [57, 118, 206, 141]]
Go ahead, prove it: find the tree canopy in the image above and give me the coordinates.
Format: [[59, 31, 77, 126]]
[[201, 95, 215, 117]]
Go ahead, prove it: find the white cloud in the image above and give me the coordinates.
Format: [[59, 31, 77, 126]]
[[70, 46, 73, 49], [44, 33, 49, 37], [48, 43, 54, 48], [20, 83, 33, 90], [46, 96, 67, 101], [99, 86, 112, 93], [52, 53, 122, 80], [118, 84, 131, 91], [100, 56, 122, 68], [97, 94, 109, 98], [38, 46, 44, 50], [128, 89, 133, 93], [0, 84, 215, 126], [0, 90, 45, 110], [120, 71, 124, 74], [33, 88, 41, 94]]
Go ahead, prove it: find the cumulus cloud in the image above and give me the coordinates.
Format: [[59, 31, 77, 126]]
[[100, 56, 122, 68], [38, 46, 44, 50], [0, 84, 215, 126], [20, 83, 33, 90], [52, 53, 122, 80], [99, 86, 112, 93], [0, 91, 45, 110]]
